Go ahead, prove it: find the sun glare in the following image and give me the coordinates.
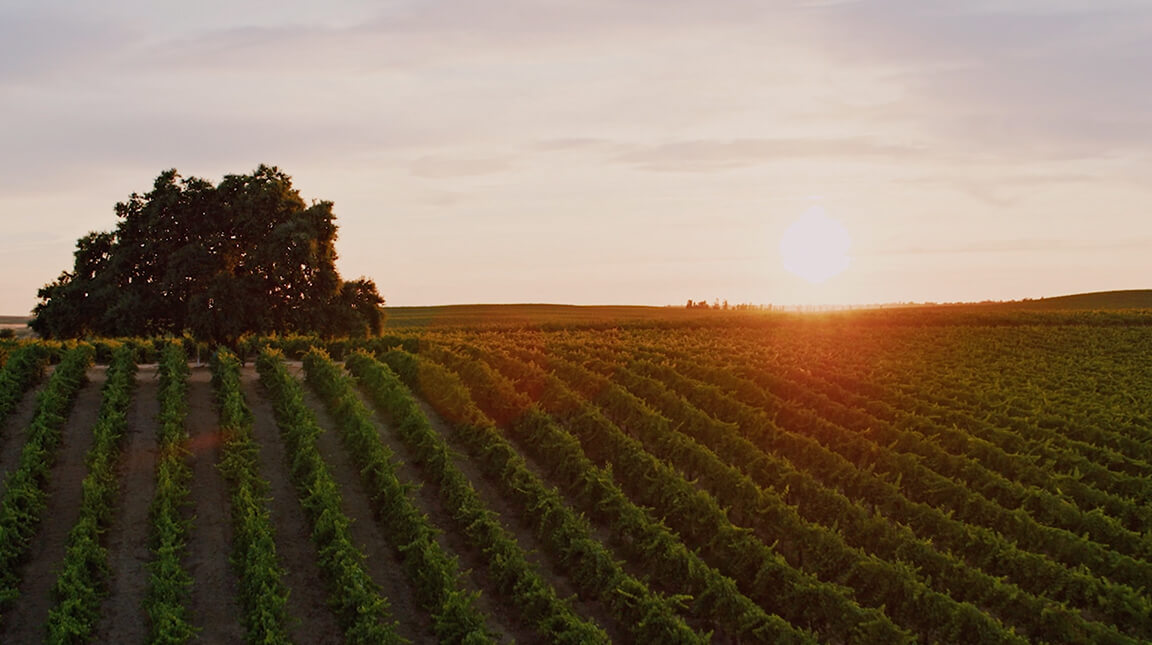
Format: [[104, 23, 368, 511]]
[[779, 207, 851, 283]]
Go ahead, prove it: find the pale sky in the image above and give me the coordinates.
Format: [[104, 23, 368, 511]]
[[3, 0, 1151, 314]]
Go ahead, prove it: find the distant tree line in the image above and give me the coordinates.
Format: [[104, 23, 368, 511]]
[[31, 165, 384, 344], [685, 299, 773, 311]]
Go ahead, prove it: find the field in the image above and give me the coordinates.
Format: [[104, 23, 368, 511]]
[[381, 303, 769, 329], [0, 307, 1150, 643], [0, 316, 34, 340], [381, 289, 1152, 329], [978, 290, 1152, 311]]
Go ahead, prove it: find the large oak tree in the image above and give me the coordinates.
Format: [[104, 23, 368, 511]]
[[31, 165, 383, 342]]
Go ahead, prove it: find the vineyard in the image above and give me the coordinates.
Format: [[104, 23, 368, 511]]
[[0, 312, 1149, 643]]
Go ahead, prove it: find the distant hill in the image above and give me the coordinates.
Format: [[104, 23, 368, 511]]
[[383, 303, 761, 328], [384, 292, 1152, 328], [0, 316, 32, 339], [384, 295, 1152, 329], [6, 291, 1150, 334], [981, 290, 1152, 311]]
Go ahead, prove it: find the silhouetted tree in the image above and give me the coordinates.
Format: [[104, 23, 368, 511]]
[[31, 165, 384, 344]]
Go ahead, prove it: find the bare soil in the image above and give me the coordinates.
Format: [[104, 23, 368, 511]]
[[0, 366, 106, 643], [0, 366, 54, 495], [94, 364, 161, 642], [183, 365, 245, 643]]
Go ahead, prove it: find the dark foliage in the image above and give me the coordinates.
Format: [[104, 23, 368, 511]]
[[31, 165, 383, 342]]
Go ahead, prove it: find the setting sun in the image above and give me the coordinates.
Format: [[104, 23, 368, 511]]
[[4, 3, 1152, 642], [779, 207, 852, 284]]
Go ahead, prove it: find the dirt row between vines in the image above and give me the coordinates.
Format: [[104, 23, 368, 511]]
[[0, 365, 56, 493], [0, 362, 626, 643]]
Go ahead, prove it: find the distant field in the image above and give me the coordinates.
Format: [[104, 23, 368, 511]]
[[976, 289, 1152, 310], [0, 317, 31, 339], [384, 293, 1152, 329], [382, 303, 773, 328]]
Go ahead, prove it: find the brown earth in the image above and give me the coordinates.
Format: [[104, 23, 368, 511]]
[[0, 366, 54, 495], [94, 365, 161, 642], [183, 365, 245, 643]]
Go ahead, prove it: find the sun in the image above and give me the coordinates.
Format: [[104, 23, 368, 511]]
[[779, 207, 851, 283]]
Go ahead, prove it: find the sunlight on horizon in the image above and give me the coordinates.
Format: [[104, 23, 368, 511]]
[[1, 2, 1150, 313]]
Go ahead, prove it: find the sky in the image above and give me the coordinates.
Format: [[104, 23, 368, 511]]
[[3, 0, 1151, 314]]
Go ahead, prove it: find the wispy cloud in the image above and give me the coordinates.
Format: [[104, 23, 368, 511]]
[[808, 1, 1152, 158], [408, 156, 514, 178], [898, 170, 1107, 207], [609, 137, 923, 172], [868, 237, 1152, 256]]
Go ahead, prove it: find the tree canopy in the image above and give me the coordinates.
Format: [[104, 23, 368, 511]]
[[31, 165, 384, 342]]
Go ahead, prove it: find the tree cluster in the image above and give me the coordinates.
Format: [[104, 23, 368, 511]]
[[685, 299, 729, 310], [685, 300, 773, 311], [31, 165, 384, 343]]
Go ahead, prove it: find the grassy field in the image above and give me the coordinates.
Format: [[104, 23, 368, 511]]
[[978, 289, 1152, 310], [382, 303, 767, 328], [383, 291, 1152, 329]]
